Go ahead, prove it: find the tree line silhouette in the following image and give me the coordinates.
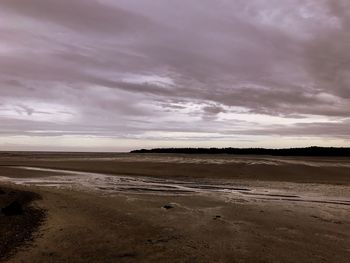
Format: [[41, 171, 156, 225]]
[[130, 146, 350, 156]]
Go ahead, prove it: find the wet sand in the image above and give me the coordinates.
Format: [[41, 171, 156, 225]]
[[0, 186, 45, 261], [0, 153, 349, 262]]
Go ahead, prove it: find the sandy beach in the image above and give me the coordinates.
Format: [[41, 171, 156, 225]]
[[0, 153, 349, 262]]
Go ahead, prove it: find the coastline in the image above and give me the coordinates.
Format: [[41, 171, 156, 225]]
[[0, 153, 349, 262]]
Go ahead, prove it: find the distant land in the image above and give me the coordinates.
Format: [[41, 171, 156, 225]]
[[130, 146, 350, 156]]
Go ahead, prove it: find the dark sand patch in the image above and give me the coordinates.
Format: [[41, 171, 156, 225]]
[[0, 187, 46, 261]]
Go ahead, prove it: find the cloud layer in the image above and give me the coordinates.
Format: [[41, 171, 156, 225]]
[[1, 0, 350, 150]]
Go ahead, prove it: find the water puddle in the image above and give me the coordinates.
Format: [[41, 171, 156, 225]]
[[1, 166, 350, 206]]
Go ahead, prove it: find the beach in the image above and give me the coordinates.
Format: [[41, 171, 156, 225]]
[[0, 152, 349, 262]]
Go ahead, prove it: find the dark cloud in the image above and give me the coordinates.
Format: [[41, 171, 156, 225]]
[[0, 0, 155, 35], [304, 0, 350, 98]]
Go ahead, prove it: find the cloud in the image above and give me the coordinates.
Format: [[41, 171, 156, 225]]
[[304, 0, 350, 99], [0, 0, 155, 35], [0, 0, 349, 150]]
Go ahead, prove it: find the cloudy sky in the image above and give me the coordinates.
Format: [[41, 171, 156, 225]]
[[1, 0, 350, 151]]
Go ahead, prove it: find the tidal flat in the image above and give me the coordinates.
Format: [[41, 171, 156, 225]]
[[0, 152, 349, 262]]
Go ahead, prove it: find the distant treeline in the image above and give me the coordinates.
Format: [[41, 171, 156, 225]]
[[130, 147, 350, 156]]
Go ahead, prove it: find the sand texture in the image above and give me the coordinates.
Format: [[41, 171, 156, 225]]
[[0, 153, 349, 262]]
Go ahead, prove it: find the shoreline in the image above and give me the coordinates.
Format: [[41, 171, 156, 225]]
[[1, 154, 350, 185]]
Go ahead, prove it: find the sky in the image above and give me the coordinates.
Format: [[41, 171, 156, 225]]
[[0, 0, 350, 151]]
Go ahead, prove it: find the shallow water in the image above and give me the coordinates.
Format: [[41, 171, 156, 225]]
[[1, 166, 350, 206], [87, 155, 350, 168]]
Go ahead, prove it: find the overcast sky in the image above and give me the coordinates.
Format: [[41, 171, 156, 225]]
[[1, 0, 350, 151]]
